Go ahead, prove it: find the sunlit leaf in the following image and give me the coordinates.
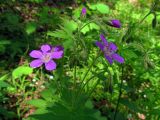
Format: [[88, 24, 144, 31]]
[[26, 22, 37, 35], [12, 66, 33, 79], [27, 99, 47, 108], [89, 3, 109, 14]]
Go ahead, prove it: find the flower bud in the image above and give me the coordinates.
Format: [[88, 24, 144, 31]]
[[81, 7, 87, 16], [111, 20, 121, 28]]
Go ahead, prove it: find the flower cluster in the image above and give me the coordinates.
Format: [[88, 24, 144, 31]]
[[29, 8, 123, 70], [29, 44, 63, 71], [96, 34, 124, 64]]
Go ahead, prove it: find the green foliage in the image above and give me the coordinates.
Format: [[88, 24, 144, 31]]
[[0, 0, 160, 120], [81, 23, 100, 34], [27, 86, 106, 120], [88, 3, 110, 14], [26, 22, 37, 35], [12, 66, 33, 79], [28, 0, 44, 3]]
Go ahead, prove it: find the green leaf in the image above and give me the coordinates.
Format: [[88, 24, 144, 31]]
[[90, 23, 100, 30], [40, 88, 56, 101], [0, 74, 9, 81], [85, 100, 94, 109], [63, 37, 74, 50], [120, 98, 140, 112], [122, 49, 138, 60], [96, 4, 109, 14], [0, 81, 10, 88], [28, 0, 44, 3], [0, 40, 11, 53], [0, 107, 16, 119], [89, 3, 109, 14], [81, 25, 89, 34], [93, 111, 106, 120], [81, 23, 100, 34], [0, 40, 11, 45], [149, 109, 160, 115], [47, 30, 70, 39], [27, 99, 47, 108], [26, 22, 37, 35], [6, 13, 19, 25], [12, 66, 33, 79], [73, 7, 81, 19], [63, 20, 77, 32]]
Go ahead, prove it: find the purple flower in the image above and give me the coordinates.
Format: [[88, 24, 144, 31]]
[[95, 34, 124, 64], [108, 20, 121, 28], [81, 7, 87, 16], [29, 44, 63, 71]]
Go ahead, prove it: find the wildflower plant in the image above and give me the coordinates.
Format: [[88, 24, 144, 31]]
[[28, 5, 125, 120], [1, 1, 160, 120]]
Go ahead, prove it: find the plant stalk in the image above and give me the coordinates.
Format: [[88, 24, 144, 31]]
[[114, 66, 124, 120]]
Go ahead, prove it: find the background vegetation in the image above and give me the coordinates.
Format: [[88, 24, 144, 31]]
[[0, 0, 160, 120]]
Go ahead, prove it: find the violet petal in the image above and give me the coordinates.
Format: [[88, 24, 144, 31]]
[[29, 50, 42, 58], [100, 34, 108, 46], [30, 59, 43, 68], [112, 53, 124, 63], [95, 41, 104, 51], [45, 60, 56, 71], [41, 44, 51, 53], [105, 55, 113, 64], [109, 42, 117, 51], [53, 46, 64, 52], [52, 51, 63, 59]]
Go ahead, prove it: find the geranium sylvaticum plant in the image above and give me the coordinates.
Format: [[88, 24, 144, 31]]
[[28, 7, 125, 120]]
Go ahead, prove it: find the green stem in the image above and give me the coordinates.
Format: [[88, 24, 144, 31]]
[[73, 61, 77, 87], [123, 10, 152, 43], [81, 70, 104, 92], [86, 78, 101, 101], [81, 52, 100, 86], [139, 11, 152, 24], [114, 66, 124, 120], [77, 52, 101, 98]]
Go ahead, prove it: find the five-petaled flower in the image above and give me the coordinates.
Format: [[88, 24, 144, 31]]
[[95, 34, 124, 64], [109, 19, 121, 28], [81, 7, 87, 16], [29, 44, 63, 71]]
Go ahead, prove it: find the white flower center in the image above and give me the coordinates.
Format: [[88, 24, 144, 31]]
[[41, 53, 51, 63]]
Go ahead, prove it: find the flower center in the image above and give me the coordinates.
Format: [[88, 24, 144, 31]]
[[103, 46, 113, 56], [41, 53, 51, 63]]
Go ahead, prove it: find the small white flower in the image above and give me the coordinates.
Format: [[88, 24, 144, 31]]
[[40, 85, 45, 89], [66, 72, 69, 75], [144, 94, 147, 98], [32, 79, 36, 82], [123, 80, 126, 83], [49, 75, 54, 79], [138, 90, 142, 93], [29, 83, 34, 87]]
